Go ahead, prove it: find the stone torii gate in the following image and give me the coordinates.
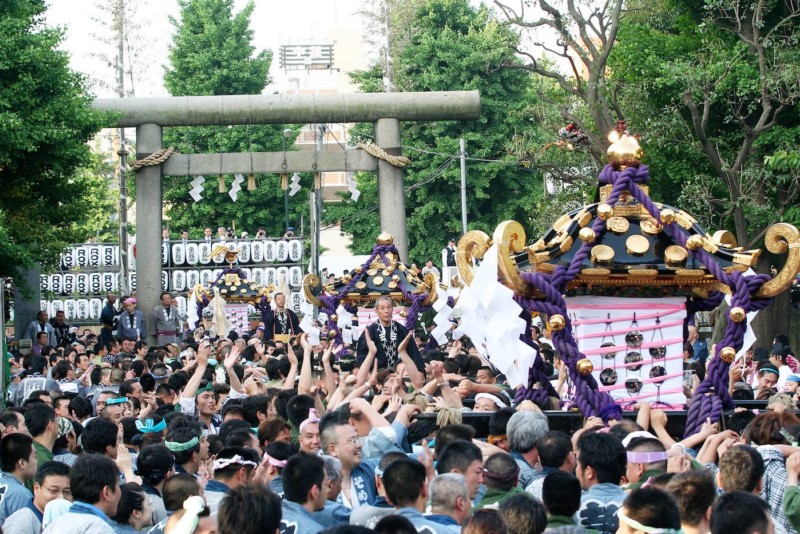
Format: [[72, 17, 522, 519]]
[[92, 91, 481, 344]]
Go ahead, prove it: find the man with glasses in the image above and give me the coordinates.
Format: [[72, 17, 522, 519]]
[[3, 461, 72, 534], [321, 422, 382, 509]]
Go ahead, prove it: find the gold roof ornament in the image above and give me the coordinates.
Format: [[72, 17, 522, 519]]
[[302, 232, 440, 307], [455, 128, 800, 299]]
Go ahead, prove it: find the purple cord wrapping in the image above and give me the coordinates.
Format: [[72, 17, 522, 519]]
[[510, 162, 776, 426]]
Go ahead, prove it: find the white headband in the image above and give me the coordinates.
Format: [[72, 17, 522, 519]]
[[212, 455, 258, 471], [474, 393, 508, 409]]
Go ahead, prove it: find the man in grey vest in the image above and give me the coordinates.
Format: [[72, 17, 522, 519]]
[[152, 292, 182, 346]]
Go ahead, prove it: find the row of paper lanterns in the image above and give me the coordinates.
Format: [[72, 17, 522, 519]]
[[59, 239, 304, 269], [41, 291, 305, 322], [41, 266, 304, 296]]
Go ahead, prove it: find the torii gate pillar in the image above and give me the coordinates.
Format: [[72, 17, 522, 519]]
[[375, 118, 407, 258]]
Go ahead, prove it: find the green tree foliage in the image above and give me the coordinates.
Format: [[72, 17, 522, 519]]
[[326, 0, 543, 263], [0, 0, 105, 277], [609, 0, 800, 247], [161, 0, 303, 238]]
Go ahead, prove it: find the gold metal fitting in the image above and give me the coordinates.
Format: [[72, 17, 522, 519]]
[[576, 358, 594, 376], [597, 204, 613, 221], [728, 307, 746, 323], [719, 347, 737, 364], [549, 314, 566, 331], [660, 209, 676, 225], [685, 235, 704, 251], [579, 227, 596, 243]]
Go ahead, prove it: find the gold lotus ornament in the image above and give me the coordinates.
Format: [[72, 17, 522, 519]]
[[685, 235, 704, 251]]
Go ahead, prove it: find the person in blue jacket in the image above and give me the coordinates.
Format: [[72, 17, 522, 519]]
[[279, 453, 328, 534]]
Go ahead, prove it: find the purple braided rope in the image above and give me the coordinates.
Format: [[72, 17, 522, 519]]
[[609, 169, 776, 435]]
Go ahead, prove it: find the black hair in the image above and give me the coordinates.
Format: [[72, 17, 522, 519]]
[[225, 428, 257, 449], [165, 421, 202, 465], [24, 402, 56, 438], [576, 432, 626, 485], [498, 493, 547, 534], [263, 441, 296, 473], [136, 444, 175, 485], [219, 419, 252, 444], [121, 417, 144, 446], [30, 355, 48, 374], [665, 470, 716, 527], [221, 402, 246, 421], [265, 358, 290, 381], [483, 452, 519, 491], [52, 360, 73, 380], [70, 454, 120, 504], [242, 394, 271, 427], [726, 410, 758, 434], [542, 471, 581, 517], [163, 473, 202, 511], [627, 437, 668, 472], [282, 453, 325, 504], [488, 407, 516, 436], [286, 394, 316, 428], [374, 514, 418, 534], [213, 446, 260, 480], [382, 458, 427, 508], [710, 491, 770, 534], [113, 483, 147, 525], [537, 430, 572, 469], [436, 439, 482, 475], [82, 417, 120, 455], [0, 433, 34, 472], [35, 460, 71, 485], [623, 487, 681, 530], [434, 424, 476, 457], [218, 484, 282, 534]]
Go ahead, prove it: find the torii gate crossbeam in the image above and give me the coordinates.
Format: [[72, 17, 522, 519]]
[[91, 91, 481, 344]]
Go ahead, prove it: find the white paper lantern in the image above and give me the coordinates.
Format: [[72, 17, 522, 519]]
[[63, 274, 75, 295], [276, 240, 289, 262], [161, 271, 169, 291], [129, 272, 136, 290], [74, 246, 87, 267], [76, 274, 89, 295], [64, 299, 77, 320], [200, 270, 213, 286], [186, 243, 199, 265], [186, 270, 200, 289], [238, 242, 251, 263], [90, 273, 102, 294], [176, 296, 187, 319], [40, 275, 50, 293], [264, 240, 276, 262], [128, 243, 136, 270], [289, 292, 303, 314], [162, 243, 169, 265], [212, 242, 226, 264], [172, 271, 186, 292], [240, 268, 252, 280], [277, 267, 289, 288], [102, 273, 115, 292], [90, 299, 103, 320], [102, 245, 116, 266], [265, 268, 277, 287], [88, 245, 101, 267], [289, 266, 302, 287], [50, 274, 63, 295], [172, 243, 186, 265], [77, 299, 90, 320], [289, 239, 303, 262], [251, 268, 264, 285], [251, 240, 264, 262]]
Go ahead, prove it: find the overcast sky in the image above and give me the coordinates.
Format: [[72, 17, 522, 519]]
[[44, 0, 367, 97]]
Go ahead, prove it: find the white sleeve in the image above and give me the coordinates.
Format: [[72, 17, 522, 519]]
[[179, 395, 197, 416]]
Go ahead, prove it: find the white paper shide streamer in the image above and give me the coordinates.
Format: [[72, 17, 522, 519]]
[[452, 244, 534, 388], [189, 175, 205, 203]]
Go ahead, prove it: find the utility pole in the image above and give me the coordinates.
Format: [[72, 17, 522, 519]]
[[459, 138, 467, 235], [114, 0, 130, 296]]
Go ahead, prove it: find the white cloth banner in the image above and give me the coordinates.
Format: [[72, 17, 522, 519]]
[[567, 296, 687, 409]]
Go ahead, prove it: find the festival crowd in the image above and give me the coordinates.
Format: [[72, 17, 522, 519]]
[[2, 291, 798, 534]]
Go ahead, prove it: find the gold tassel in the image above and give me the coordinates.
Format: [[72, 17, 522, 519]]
[[218, 174, 225, 193], [281, 173, 288, 191], [247, 173, 256, 191]]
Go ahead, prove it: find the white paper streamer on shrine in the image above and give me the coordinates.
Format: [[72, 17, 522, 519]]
[[452, 243, 533, 388]]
